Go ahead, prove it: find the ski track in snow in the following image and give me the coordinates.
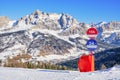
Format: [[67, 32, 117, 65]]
[[0, 67, 120, 80]]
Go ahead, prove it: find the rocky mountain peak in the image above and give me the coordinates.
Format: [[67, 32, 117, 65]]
[[59, 13, 79, 30], [33, 9, 43, 16], [0, 16, 10, 28], [109, 21, 120, 29], [14, 9, 82, 32], [96, 21, 120, 32]]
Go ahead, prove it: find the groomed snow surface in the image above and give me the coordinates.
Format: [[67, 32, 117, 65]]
[[0, 66, 120, 80]]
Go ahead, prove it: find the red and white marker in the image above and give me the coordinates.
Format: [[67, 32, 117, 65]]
[[86, 25, 98, 38]]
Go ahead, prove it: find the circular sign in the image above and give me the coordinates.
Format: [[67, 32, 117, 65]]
[[86, 27, 98, 38], [86, 39, 97, 51]]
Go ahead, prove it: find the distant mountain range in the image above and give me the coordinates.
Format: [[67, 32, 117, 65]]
[[0, 10, 120, 66]]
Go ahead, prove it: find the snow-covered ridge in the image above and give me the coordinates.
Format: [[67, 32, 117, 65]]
[[96, 21, 120, 46]]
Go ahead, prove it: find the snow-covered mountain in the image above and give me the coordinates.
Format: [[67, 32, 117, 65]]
[[0, 10, 120, 64], [0, 10, 89, 64], [96, 21, 120, 46]]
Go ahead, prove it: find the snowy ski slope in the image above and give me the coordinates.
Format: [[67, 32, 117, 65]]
[[0, 66, 120, 80]]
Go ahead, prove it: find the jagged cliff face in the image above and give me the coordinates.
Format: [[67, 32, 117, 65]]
[[0, 10, 120, 63], [14, 10, 88, 34], [15, 10, 61, 30], [96, 22, 120, 32], [96, 22, 120, 45]]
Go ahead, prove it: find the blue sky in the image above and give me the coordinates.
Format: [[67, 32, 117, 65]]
[[0, 0, 120, 24]]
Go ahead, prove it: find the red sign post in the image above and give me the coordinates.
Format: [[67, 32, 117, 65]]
[[78, 24, 98, 72]]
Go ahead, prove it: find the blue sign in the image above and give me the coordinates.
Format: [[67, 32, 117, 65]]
[[86, 39, 97, 51]]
